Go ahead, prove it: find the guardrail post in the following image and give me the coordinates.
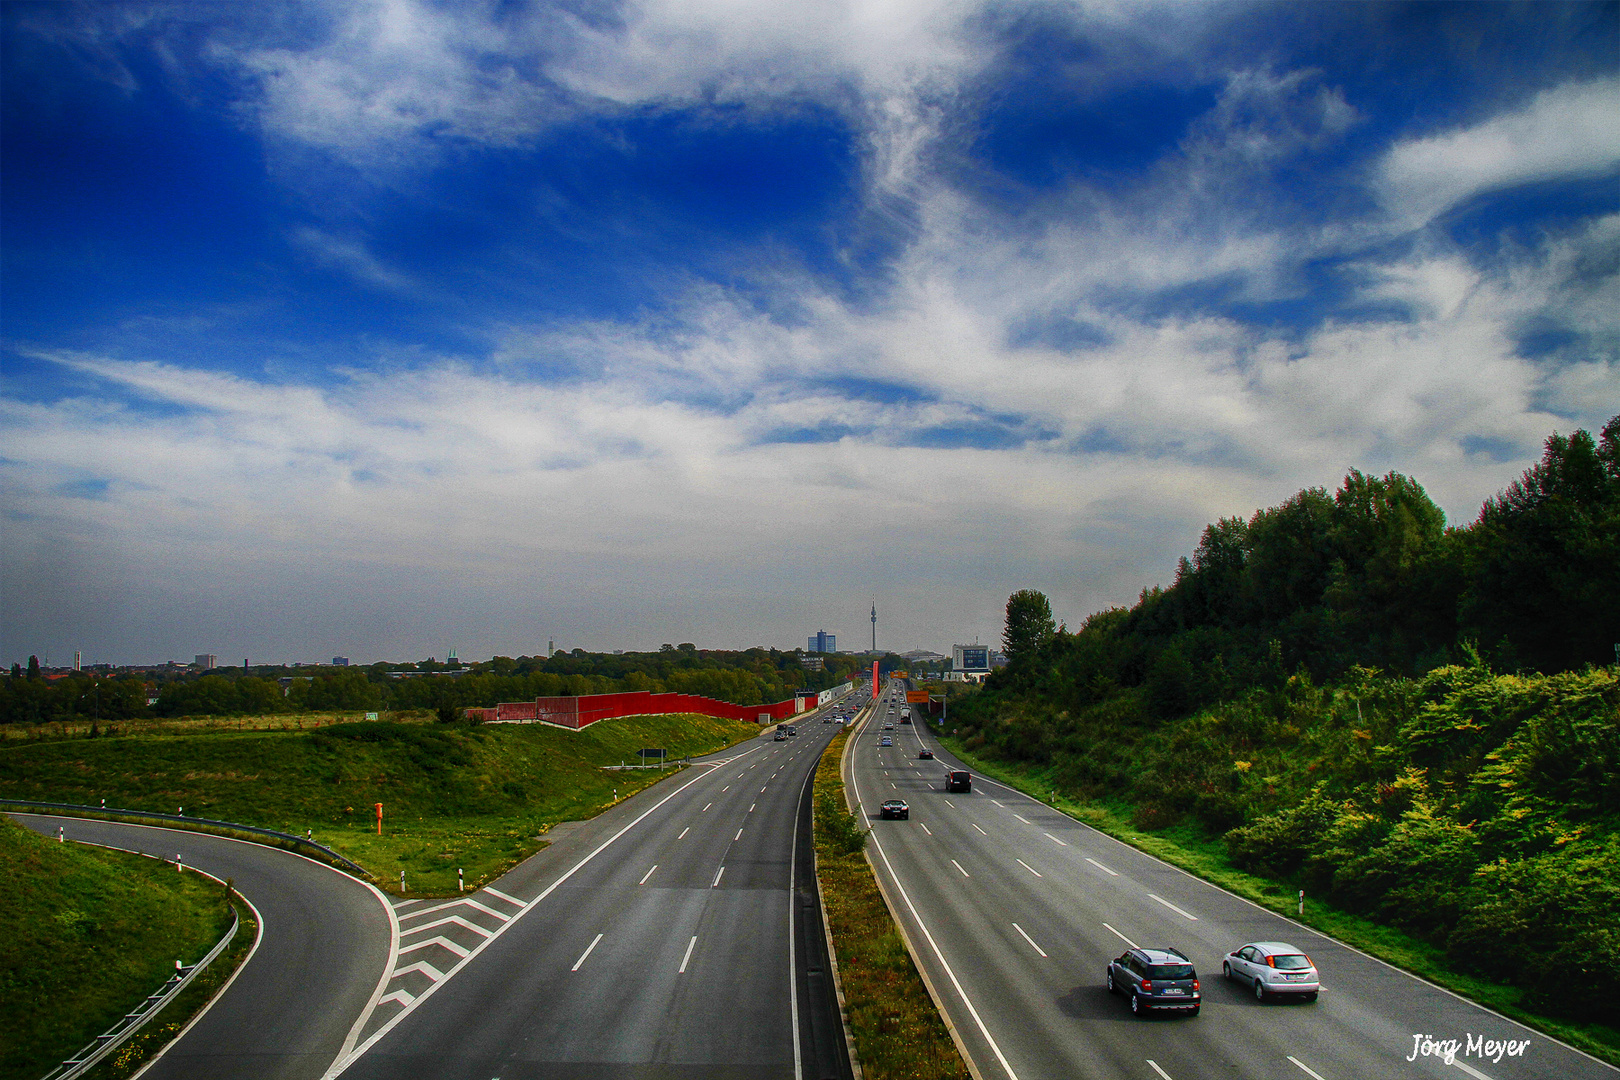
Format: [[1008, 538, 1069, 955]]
[[458, 867, 464, 892]]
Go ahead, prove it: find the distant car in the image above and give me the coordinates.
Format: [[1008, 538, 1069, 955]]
[[879, 799, 909, 820], [918, 749, 934, 760], [883, 722, 894, 730], [880, 736, 893, 746], [773, 732, 787, 741], [900, 716, 911, 724], [945, 770, 971, 792], [787, 726, 797, 737], [1224, 942, 1319, 1002], [1107, 947, 1201, 1016]]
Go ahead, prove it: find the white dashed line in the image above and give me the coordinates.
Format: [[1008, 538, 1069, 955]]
[[1012, 923, 1048, 957], [678, 827, 690, 839], [1147, 1061, 1174, 1080], [1016, 859, 1043, 878], [713, 866, 725, 887], [735, 828, 744, 841], [1044, 833, 1068, 847], [1086, 857, 1118, 876], [679, 935, 698, 974], [722, 786, 729, 792], [1013, 814, 1030, 824], [1148, 894, 1198, 920], [1288, 1056, 1328, 1080], [919, 823, 932, 836], [951, 859, 970, 877], [991, 799, 1004, 807], [571, 933, 603, 972], [702, 803, 711, 812], [944, 799, 956, 808], [638, 865, 657, 885], [1103, 923, 1138, 949], [972, 823, 988, 836]]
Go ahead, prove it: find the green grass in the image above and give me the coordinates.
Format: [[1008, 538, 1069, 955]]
[[939, 737, 1620, 1068], [0, 711, 763, 897], [815, 726, 969, 1080], [0, 818, 236, 1080]]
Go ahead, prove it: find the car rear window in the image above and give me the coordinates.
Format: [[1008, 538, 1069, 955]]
[[1148, 964, 1196, 980], [1272, 954, 1312, 970]]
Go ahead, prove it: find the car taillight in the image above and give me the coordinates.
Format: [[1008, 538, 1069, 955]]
[[1191, 980, 1200, 991], [1140, 981, 1152, 993]]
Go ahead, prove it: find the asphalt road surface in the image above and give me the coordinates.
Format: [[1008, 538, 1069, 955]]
[[11, 813, 394, 1080], [335, 692, 864, 1080], [846, 681, 1616, 1080]]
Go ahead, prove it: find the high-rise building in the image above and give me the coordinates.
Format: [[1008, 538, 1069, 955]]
[[194, 654, 217, 669], [332, 656, 350, 666], [809, 630, 836, 653]]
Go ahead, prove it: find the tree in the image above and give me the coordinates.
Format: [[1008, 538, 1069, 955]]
[[1003, 590, 1057, 667], [26, 655, 40, 680]]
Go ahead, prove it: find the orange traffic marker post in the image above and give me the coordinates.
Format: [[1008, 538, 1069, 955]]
[[375, 802, 383, 836]]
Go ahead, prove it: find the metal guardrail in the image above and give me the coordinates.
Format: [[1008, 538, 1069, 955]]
[[41, 908, 239, 1080], [0, 798, 371, 878]]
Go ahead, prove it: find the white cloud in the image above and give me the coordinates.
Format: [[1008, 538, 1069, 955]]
[[1378, 76, 1620, 231]]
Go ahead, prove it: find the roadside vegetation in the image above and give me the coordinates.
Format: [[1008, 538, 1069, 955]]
[[0, 817, 238, 1080], [949, 416, 1620, 1064], [0, 711, 761, 896], [814, 725, 969, 1080]]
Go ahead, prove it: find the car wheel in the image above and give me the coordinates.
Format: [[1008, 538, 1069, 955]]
[[1304, 992, 1318, 1003], [1189, 1007, 1200, 1017], [1222, 961, 1232, 981], [1254, 979, 1267, 1002], [1130, 993, 1145, 1016], [1106, 969, 1115, 994]]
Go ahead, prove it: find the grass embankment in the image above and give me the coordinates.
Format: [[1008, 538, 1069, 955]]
[[0, 711, 761, 897], [815, 726, 968, 1080], [938, 738, 1620, 1067], [0, 817, 239, 1080]]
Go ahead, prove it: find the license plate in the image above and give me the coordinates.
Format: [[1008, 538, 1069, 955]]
[[1163, 989, 1184, 995], [1287, 974, 1306, 981]]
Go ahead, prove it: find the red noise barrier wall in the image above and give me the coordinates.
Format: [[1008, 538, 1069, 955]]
[[466, 690, 809, 729]]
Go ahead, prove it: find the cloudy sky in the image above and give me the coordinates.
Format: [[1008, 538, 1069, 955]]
[[2, 1, 1616, 667]]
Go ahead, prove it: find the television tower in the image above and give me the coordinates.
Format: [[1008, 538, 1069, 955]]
[[870, 599, 877, 653]]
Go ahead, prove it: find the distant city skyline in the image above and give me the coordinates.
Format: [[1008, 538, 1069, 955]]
[[4, 2, 1613, 667]]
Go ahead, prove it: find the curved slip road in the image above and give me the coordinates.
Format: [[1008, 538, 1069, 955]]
[[10, 813, 395, 1080], [846, 681, 1616, 1080], [334, 694, 862, 1080]]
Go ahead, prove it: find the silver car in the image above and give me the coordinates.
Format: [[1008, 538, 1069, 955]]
[[1223, 942, 1319, 1001]]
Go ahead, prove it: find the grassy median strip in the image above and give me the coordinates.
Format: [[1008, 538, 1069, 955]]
[[939, 738, 1620, 1068], [814, 727, 969, 1080], [0, 711, 762, 897], [0, 817, 238, 1079]]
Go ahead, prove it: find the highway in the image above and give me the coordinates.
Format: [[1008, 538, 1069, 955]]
[[10, 813, 395, 1080], [334, 691, 863, 1080], [846, 681, 1616, 1080]]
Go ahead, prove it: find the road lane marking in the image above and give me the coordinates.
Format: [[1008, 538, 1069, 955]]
[[570, 933, 603, 972], [1016, 859, 1043, 878], [972, 823, 988, 836], [679, 935, 698, 974], [919, 823, 932, 835], [891, 783, 897, 790], [1043, 833, 1068, 846], [399, 897, 510, 922], [713, 866, 725, 887], [402, 914, 492, 938], [398, 936, 470, 959], [392, 958, 446, 981], [638, 865, 658, 885], [735, 828, 744, 840], [761, 786, 768, 792], [749, 803, 756, 812], [1086, 857, 1119, 876], [991, 799, 1004, 807], [951, 859, 970, 877], [379, 989, 414, 1007], [702, 803, 712, 812], [1449, 1062, 1494, 1080], [1146, 1062, 1173, 1080], [1103, 923, 1138, 949], [944, 799, 956, 808], [1014, 814, 1030, 824], [678, 827, 690, 839], [1287, 1057, 1327, 1080], [722, 786, 729, 792], [1012, 922, 1048, 957], [1148, 893, 1198, 920], [483, 887, 523, 908]]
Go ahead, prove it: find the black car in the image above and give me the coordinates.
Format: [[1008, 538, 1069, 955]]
[[918, 749, 934, 760], [945, 770, 971, 792], [899, 716, 911, 724], [879, 799, 909, 820], [1107, 948, 1201, 1016]]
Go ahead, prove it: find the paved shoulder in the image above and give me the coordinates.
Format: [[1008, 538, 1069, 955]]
[[11, 813, 394, 1080]]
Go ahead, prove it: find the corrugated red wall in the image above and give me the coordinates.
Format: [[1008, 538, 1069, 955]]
[[468, 690, 806, 728]]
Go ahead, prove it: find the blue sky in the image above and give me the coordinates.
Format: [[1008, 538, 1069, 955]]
[[2, 0, 1616, 666]]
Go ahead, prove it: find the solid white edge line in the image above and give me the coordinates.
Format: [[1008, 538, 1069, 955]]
[[571, 933, 604, 971], [1148, 893, 1198, 921], [1287, 1055, 1328, 1080], [1011, 923, 1047, 958], [869, 833, 1022, 1080], [1016, 859, 1043, 878], [1085, 857, 1119, 877], [1146, 1060, 1173, 1080], [325, 752, 741, 1076], [679, 935, 698, 974], [638, 865, 658, 885], [787, 740, 808, 1080], [1103, 923, 1138, 949]]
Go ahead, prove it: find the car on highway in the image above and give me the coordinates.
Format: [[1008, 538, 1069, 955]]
[[944, 770, 971, 792], [787, 726, 797, 737], [773, 732, 787, 741], [1223, 942, 1319, 1001], [918, 749, 934, 759], [883, 722, 894, 730], [880, 736, 893, 746], [900, 716, 911, 724], [1107, 947, 1202, 1016], [879, 799, 909, 820]]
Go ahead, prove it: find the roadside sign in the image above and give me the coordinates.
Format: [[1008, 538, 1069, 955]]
[[637, 748, 666, 758]]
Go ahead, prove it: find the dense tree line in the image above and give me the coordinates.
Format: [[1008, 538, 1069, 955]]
[[954, 416, 1619, 1022]]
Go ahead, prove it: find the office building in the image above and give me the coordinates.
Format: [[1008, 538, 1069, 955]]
[[809, 630, 835, 653], [194, 654, 217, 670]]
